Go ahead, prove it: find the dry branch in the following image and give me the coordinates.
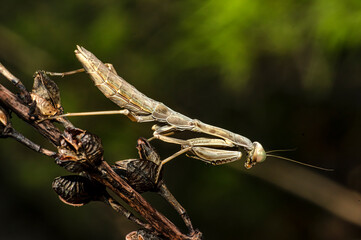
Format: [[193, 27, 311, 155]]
[[0, 65, 201, 240]]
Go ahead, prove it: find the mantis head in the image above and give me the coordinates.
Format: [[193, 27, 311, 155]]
[[245, 144, 334, 171], [244, 141, 266, 169]]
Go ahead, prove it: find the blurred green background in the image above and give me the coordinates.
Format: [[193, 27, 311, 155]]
[[1, 0, 361, 239]]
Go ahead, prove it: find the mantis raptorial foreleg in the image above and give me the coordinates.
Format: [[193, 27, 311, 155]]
[[154, 135, 242, 163], [152, 133, 244, 182]]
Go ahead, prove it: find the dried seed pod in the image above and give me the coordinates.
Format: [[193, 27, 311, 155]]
[[113, 159, 161, 193], [80, 130, 103, 166], [55, 154, 88, 173], [136, 137, 161, 166], [56, 136, 88, 173], [0, 106, 9, 127], [52, 175, 105, 206], [56, 128, 104, 171], [0, 106, 10, 134], [64, 128, 103, 166], [115, 138, 197, 235], [126, 229, 163, 240], [31, 71, 63, 117], [113, 138, 163, 193]]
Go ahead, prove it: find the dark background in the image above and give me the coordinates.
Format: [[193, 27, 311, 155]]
[[1, 1, 361, 239]]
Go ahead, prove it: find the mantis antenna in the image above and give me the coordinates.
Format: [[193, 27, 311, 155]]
[[265, 148, 297, 154], [266, 153, 334, 171]]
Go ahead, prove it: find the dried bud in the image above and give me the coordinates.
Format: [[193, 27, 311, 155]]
[[31, 71, 63, 117], [113, 138, 162, 193], [55, 154, 88, 173], [126, 229, 163, 240], [80, 130, 103, 166], [136, 137, 161, 166], [56, 128, 103, 171], [52, 175, 105, 206], [0, 106, 10, 134]]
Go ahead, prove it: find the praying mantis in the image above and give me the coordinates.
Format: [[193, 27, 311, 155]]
[[48, 46, 331, 180]]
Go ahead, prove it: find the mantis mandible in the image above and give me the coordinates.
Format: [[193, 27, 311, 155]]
[[47, 46, 331, 177]]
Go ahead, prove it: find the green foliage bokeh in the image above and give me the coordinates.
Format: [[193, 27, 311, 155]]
[[1, 1, 361, 239]]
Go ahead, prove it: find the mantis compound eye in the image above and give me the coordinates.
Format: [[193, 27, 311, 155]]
[[252, 142, 266, 163], [244, 141, 266, 169]]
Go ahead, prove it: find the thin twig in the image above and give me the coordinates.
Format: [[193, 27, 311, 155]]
[[0, 62, 31, 103], [2, 126, 56, 157], [94, 162, 190, 239], [0, 83, 62, 145], [102, 194, 152, 230]]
